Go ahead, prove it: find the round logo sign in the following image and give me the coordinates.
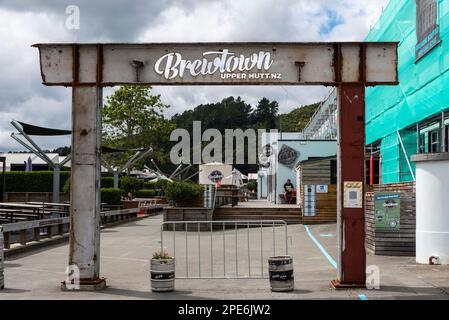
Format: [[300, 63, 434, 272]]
[[262, 144, 273, 157], [208, 170, 223, 183]]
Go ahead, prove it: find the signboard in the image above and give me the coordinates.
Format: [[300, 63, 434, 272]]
[[316, 185, 328, 193], [278, 144, 299, 168], [375, 193, 401, 231], [343, 181, 363, 208], [34, 42, 399, 86]]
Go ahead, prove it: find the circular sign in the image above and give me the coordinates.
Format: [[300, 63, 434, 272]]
[[262, 144, 273, 157], [208, 170, 223, 183]]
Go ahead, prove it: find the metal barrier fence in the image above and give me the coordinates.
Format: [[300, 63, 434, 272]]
[[160, 220, 288, 279]]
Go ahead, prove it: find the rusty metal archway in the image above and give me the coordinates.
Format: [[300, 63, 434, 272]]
[[33, 42, 398, 290]]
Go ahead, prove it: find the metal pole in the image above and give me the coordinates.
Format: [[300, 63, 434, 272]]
[[0, 157, 5, 202], [247, 222, 250, 277], [185, 223, 188, 278], [53, 166, 60, 204], [223, 222, 226, 277], [113, 172, 119, 189], [397, 131, 416, 181], [63, 86, 105, 290]]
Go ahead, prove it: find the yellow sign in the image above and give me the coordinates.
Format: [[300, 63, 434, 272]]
[[343, 181, 363, 208]]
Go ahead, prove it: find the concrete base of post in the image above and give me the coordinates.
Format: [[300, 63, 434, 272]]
[[61, 277, 107, 291]]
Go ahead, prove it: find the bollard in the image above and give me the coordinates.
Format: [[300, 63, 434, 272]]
[[0, 226, 4, 289]]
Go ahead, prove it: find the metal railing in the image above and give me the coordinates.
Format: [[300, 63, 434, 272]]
[[1, 208, 141, 249], [160, 220, 288, 279]]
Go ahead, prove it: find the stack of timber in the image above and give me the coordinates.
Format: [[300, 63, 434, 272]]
[[365, 182, 416, 256], [297, 156, 337, 224], [213, 206, 302, 225]]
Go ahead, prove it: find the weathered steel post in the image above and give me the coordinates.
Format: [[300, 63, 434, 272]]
[[62, 86, 105, 290], [332, 83, 367, 288]]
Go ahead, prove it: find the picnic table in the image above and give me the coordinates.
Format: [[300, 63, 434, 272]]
[[0, 202, 46, 220], [26, 202, 71, 212]]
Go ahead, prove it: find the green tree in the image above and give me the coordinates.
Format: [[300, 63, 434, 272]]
[[276, 102, 320, 132], [251, 98, 279, 129], [102, 86, 175, 168]]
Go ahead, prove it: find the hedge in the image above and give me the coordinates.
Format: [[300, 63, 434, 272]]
[[135, 189, 157, 198], [101, 177, 114, 188], [101, 188, 122, 205], [120, 176, 144, 194], [0, 171, 70, 192], [165, 181, 203, 207], [143, 181, 157, 190]]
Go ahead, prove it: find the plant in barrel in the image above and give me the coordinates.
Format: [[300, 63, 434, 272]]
[[150, 250, 175, 292]]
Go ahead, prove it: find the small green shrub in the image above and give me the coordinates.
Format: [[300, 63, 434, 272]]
[[120, 176, 144, 194], [143, 181, 157, 189], [101, 188, 122, 205], [152, 250, 172, 260], [165, 181, 203, 207], [135, 189, 157, 198], [247, 181, 257, 192], [101, 177, 115, 188]]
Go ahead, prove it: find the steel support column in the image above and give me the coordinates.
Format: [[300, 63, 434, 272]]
[[333, 83, 366, 288], [53, 166, 60, 204], [62, 86, 105, 290]]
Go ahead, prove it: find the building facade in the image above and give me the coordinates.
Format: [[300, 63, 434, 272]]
[[365, 0, 449, 183]]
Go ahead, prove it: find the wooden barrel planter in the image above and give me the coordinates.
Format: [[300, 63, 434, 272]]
[[150, 258, 175, 292], [268, 256, 294, 292]]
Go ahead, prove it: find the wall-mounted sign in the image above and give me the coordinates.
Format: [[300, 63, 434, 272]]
[[278, 144, 299, 168], [375, 193, 401, 231], [208, 170, 223, 183], [316, 185, 328, 193], [343, 181, 363, 208]]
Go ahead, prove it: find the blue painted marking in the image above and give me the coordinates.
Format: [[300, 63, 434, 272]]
[[304, 225, 369, 301], [304, 225, 337, 269]]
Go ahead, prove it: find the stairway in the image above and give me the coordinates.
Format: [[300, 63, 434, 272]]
[[213, 207, 302, 224]]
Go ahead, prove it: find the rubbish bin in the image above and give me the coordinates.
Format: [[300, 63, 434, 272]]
[[268, 256, 294, 292]]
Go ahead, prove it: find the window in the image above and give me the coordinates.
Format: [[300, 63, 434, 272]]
[[419, 132, 427, 153], [429, 129, 439, 153], [416, 0, 437, 42], [416, 0, 440, 61]]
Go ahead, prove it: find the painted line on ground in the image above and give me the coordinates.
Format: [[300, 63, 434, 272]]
[[304, 225, 368, 301], [304, 225, 337, 269]]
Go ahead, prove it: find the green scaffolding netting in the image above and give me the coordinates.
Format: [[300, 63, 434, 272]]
[[365, 0, 449, 145]]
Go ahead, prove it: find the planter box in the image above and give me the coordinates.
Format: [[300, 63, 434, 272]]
[[163, 207, 214, 231]]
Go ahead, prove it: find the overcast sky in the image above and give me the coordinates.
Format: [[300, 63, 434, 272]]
[[0, 0, 389, 151]]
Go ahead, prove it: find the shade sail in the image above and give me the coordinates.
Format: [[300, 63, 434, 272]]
[[18, 121, 71, 136]]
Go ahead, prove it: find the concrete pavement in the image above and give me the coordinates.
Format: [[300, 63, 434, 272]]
[[0, 215, 448, 300]]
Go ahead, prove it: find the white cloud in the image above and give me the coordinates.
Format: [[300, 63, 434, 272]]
[[0, 0, 390, 151]]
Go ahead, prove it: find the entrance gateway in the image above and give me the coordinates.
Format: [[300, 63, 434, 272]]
[[33, 42, 398, 290]]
